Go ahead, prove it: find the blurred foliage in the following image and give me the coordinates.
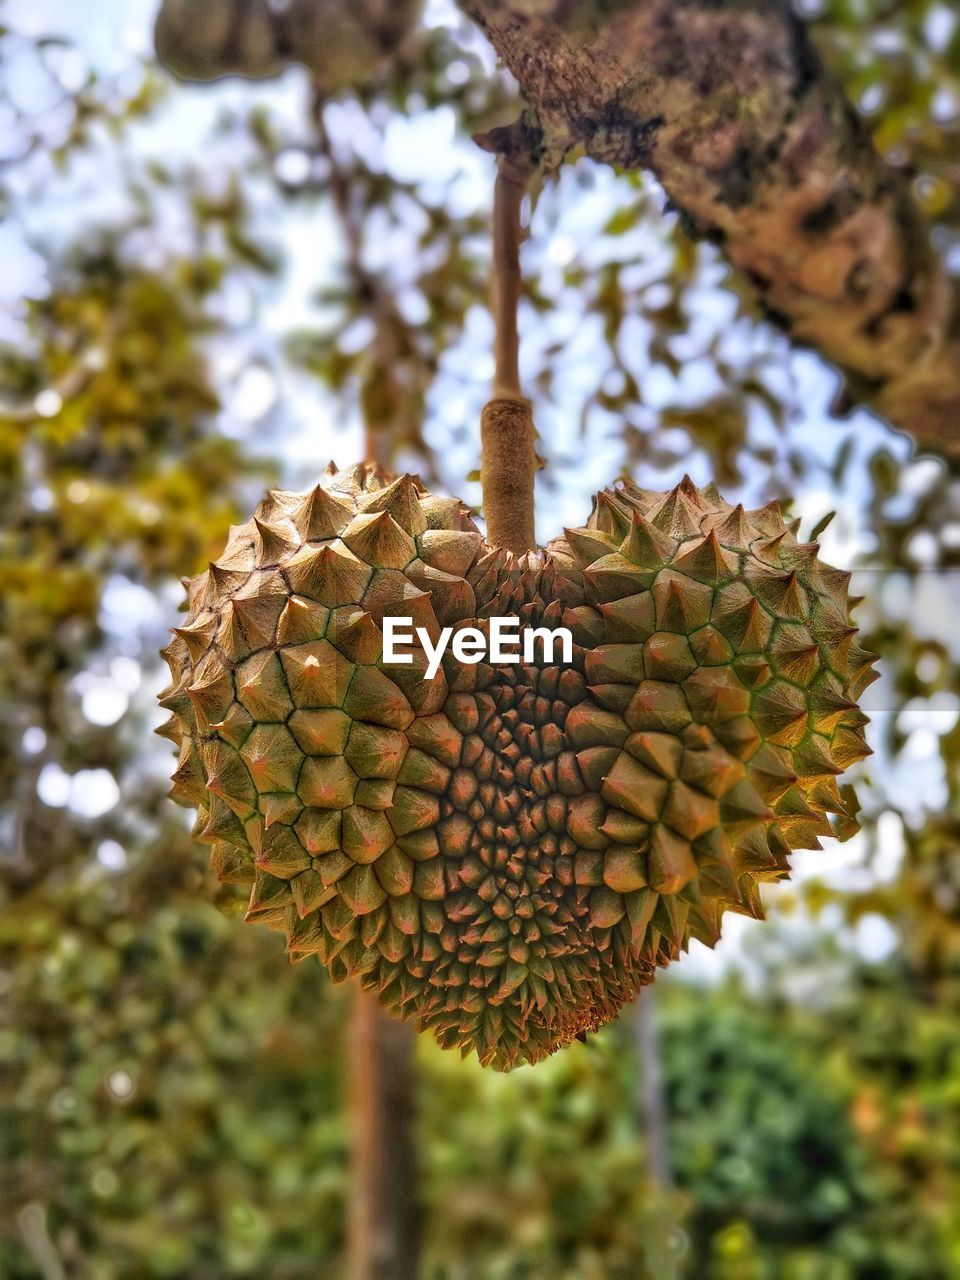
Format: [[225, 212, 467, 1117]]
[[811, 0, 960, 233], [1, 1, 959, 1278], [2, 840, 351, 1278], [659, 969, 960, 1279], [419, 1029, 685, 1280]]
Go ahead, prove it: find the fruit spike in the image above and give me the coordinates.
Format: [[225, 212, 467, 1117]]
[[293, 485, 353, 540], [159, 464, 875, 1071]]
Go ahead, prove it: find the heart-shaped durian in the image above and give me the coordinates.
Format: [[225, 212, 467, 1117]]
[[159, 463, 875, 1068]]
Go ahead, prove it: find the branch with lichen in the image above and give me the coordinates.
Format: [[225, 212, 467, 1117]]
[[459, 0, 959, 453]]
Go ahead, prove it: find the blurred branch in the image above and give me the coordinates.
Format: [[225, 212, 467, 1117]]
[[18, 1204, 67, 1280], [0, 325, 115, 424], [312, 93, 404, 468], [458, 0, 960, 453]]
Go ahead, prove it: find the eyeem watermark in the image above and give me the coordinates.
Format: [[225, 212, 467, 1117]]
[[383, 616, 574, 680]]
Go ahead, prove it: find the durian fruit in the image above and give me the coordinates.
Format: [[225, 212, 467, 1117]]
[[159, 464, 876, 1069], [155, 0, 422, 88]]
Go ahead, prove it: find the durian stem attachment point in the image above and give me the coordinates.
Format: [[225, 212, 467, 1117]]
[[480, 138, 538, 557], [481, 398, 536, 557]]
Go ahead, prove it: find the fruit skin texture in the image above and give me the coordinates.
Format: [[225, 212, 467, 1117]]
[[159, 464, 876, 1070], [155, 0, 422, 87]]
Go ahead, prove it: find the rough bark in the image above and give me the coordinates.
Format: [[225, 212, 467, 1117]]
[[459, 0, 960, 452], [348, 990, 418, 1280]]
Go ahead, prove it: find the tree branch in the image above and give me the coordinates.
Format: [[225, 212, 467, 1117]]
[[458, 0, 960, 453]]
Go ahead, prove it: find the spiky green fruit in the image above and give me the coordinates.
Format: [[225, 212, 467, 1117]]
[[159, 464, 875, 1069]]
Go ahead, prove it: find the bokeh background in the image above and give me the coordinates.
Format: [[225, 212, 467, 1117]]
[[1, 1, 959, 1276]]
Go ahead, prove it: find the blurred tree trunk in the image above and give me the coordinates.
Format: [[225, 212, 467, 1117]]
[[348, 990, 418, 1280], [634, 988, 670, 1189]]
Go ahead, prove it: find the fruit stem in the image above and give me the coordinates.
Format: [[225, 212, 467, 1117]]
[[491, 155, 526, 401], [482, 155, 537, 556]]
